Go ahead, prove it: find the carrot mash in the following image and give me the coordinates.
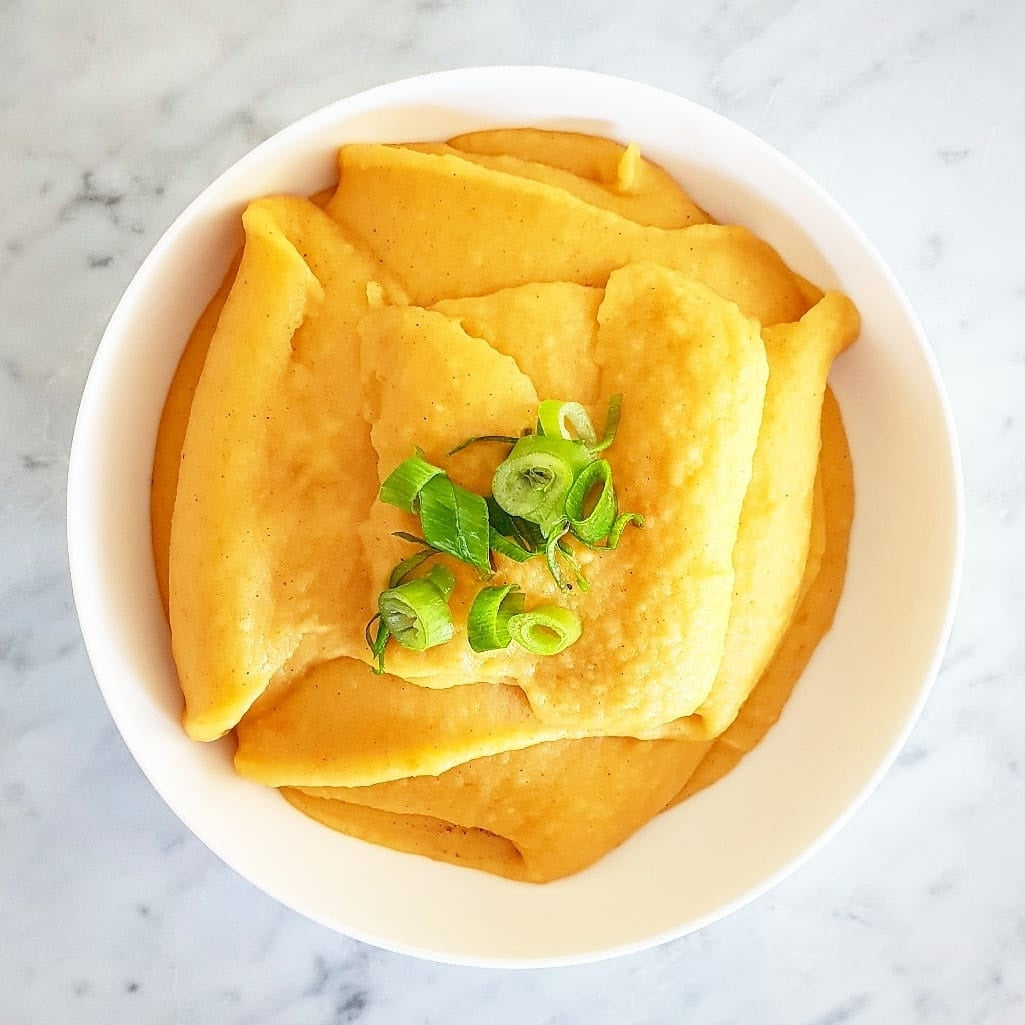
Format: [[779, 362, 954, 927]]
[[153, 129, 858, 882]]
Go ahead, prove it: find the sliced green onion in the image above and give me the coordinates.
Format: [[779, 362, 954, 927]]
[[508, 605, 582, 655], [607, 511, 644, 549], [544, 523, 573, 592], [364, 613, 380, 652], [484, 497, 539, 563], [392, 530, 429, 546], [448, 434, 520, 456], [536, 400, 597, 445], [488, 527, 538, 563], [423, 563, 456, 599], [467, 585, 525, 652], [556, 536, 589, 592], [492, 435, 592, 534], [380, 450, 444, 512], [486, 495, 517, 537], [418, 475, 492, 575], [590, 394, 623, 453], [378, 574, 454, 653], [574, 512, 645, 551], [510, 515, 545, 553], [565, 459, 617, 543], [488, 497, 544, 553], [388, 548, 438, 588], [364, 613, 392, 674], [372, 396, 634, 668]]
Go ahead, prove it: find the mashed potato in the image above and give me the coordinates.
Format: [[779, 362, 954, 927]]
[[153, 128, 858, 882]]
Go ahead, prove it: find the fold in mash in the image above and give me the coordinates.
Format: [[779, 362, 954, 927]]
[[169, 197, 405, 740], [450, 127, 683, 190], [326, 143, 815, 323], [447, 127, 710, 229], [350, 265, 769, 734], [432, 282, 604, 402], [284, 738, 714, 883], [234, 657, 589, 789], [152, 254, 239, 615], [674, 389, 854, 803], [645, 291, 860, 741], [401, 141, 709, 228]]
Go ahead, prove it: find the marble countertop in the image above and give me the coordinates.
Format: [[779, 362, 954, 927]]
[[3, 0, 1022, 1021]]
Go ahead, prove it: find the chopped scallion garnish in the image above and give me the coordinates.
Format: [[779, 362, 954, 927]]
[[367, 395, 636, 667], [491, 435, 592, 535], [378, 566, 456, 654], [380, 450, 445, 513], [467, 584, 525, 652], [391, 530, 430, 546], [544, 523, 574, 592], [447, 434, 520, 456], [508, 605, 582, 656], [418, 475, 492, 575], [365, 613, 391, 674], [536, 400, 597, 445], [607, 511, 645, 549], [590, 394, 623, 453], [565, 458, 617, 544], [388, 547, 439, 588]]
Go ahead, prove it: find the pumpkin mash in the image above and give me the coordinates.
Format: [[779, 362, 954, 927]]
[[154, 129, 859, 882]]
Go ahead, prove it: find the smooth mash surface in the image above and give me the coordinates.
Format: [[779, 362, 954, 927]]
[[155, 129, 858, 880]]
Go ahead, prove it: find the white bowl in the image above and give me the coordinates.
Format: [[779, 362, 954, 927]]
[[67, 67, 962, 967]]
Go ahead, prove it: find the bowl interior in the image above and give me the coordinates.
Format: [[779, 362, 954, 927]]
[[68, 67, 961, 967]]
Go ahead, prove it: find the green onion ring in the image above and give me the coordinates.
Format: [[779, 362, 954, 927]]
[[565, 459, 617, 544], [508, 605, 582, 655], [544, 523, 573, 592], [556, 536, 589, 592], [492, 435, 592, 534], [607, 511, 644, 549], [378, 573, 455, 652], [589, 394, 623, 453], [536, 400, 597, 445], [467, 585, 526, 652], [423, 563, 456, 599], [380, 450, 444, 512], [388, 548, 439, 588], [364, 613, 392, 674]]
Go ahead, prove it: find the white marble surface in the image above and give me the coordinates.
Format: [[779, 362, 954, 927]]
[[2, 0, 1022, 1020]]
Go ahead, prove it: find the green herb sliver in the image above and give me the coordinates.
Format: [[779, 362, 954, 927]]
[[381, 456, 492, 576], [387, 548, 439, 588], [589, 393, 623, 453], [606, 512, 645, 550], [447, 434, 520, 457]]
